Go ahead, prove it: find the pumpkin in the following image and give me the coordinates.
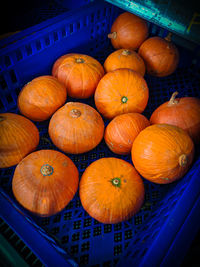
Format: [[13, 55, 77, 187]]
[[104, 113, 150, 155], [138, 34, 179, 77], [94, 68, 149, 119], [104, 49, 146, 76], [48, 102, 104, 154], [131, 124, 194, 184], [12, 149, 79, 217], [108, 12, 149, 50], [18, 75, 67, 121], [0, 113, 39, 168], [150, 92, 200, 144], [79, 157, 144, 224], [52, 53, 104, 98]]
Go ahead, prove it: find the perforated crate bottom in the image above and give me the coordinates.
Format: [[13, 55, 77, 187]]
[[0, 43, 200, 266]]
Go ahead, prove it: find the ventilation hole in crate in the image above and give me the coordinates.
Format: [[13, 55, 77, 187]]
[[125, 230, 132, 240], [0, 74, 7, 89], [61, 235, 69, 244], [69, 24, 74, 34], [81, 241, 90, 252], [90, 153, 97, 159], [15, 49, 23, 61], [114, 232, 122, 242], [66, 201, 74, 210], [84, 217, 92, 227], [36, 40, 42, 51], [93, 226, 101, 236], [45, 36, 50, 46], [70, 244, 79, 255], [4, 55, 11, 67], [73, 220, 81, 229], [6, 94, 13, 104], [114, 223, 122, 231], [72, 232, 80, 241], [53, 32, 58, 42], [103, 261, 111, 267], [104, 224, 112, 233], [53, 214, 61, 223], [25, 44, 32, 56], [41, 217, 50, 226], [76, 199, 81, 208], [61, 27, 66, 37], [81, 163, 88, 169], [77, 21, 81, 30], [9, 69, 17, 84], [114, 244, 122, 256], [91, 13, 94, 23], [152, 190, 160, 199], [82, 229, 91, 239], [80, 254, 89, 265], [94, 219, 100, 225], [51, 227, 59, 234], [134, 216, 143, 225]]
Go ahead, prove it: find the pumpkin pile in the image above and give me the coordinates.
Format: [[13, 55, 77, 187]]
[[1, 11, 200, 224]]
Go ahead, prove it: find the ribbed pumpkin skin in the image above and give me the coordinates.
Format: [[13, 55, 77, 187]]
[[105, 113, 150, 155], [104, 49, 146, 76], [18, 75, 67, 121], [79, 157, 144, 224], [0, 113, 39, 168], [108, 12, 149, 50], [138, 36, 179, 77], [48, 102, 104, 154], [150, 95, 200, 144], [94, 69, 149, 119], [52, 53, 104, 98], [131, 124, 194, 184], [12, 150, 79, 217]]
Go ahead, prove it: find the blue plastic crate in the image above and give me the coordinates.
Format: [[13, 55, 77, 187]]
[[0, 1, 200, 266]]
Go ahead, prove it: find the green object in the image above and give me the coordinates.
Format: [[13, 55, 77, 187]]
[[105, 0, 200, 44]]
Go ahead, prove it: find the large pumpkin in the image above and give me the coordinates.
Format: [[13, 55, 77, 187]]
[[18, 75, 67, 121], [52, 53, 104, 98], [0, 113, 39, 168], [104, 113, 150, 155], [79, 157, 144, 224], [12, 149, 79, 217], [94, 68, 149, 119], [131, 124, 194, 184], [150, 92, 200, 144], [108, 12, 149, 50], [104, 49, 146, 76], [138, 35, 179, 77], [48, 102, 104, 154]]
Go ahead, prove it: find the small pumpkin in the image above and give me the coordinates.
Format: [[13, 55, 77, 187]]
[[12, 149, 79, 217], [79, 157, 144, 224], [0, 113, 39, 168], [52, 53, 104, 98], [104, 49, 146, 76], [18, 75, 67, 121], [138, 34, 179, 77], [131, 124, 194, 184], [104, 113, 150, 155], [48, 102, 104, 154], [150, 92, 200, 144], [94, 68, 149, 119], [108, 12, 149, 50]]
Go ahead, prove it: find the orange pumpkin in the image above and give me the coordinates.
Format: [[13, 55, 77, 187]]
[[48, 102, 104, 154], [18, 75, 67, 121], [0, 113, 39, 168], [104, 49, 146, 76], [94, 68, 149, 119], [52, 53, 104, 98], [131, 124, 194, 184], [138, 35, 179, 77], [105, 113, 150, 155], [12, 149, 79, 217], [150, 92, 200, 144], [79, 157, 144, 224], [108, 12, 149, 50]]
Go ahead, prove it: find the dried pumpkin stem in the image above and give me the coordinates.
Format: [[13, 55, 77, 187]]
[[168, 91, 179, 106], [179, 154, 188, 167], [108, 32, 117, 39], [122, 49, 131, 56], [41, 164, 54, 176], [76, 58, 85, 63], [0, 116, 5, 122], [70, 109, 81, 118], [165, 32, 172, 42]]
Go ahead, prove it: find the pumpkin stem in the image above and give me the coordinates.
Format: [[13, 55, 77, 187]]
[[70, 109, 81, 118], [111, 177, 121, 187], [165, 32, 172, 42], [0, 116, 5, 122], [76, 58, 85, 63], [41, 164, 54, 176], [168, 91, 179, 106], [121, 96, 128, 104], [108, 32, 117, 39], [122, 49, 131, 56], [179, 154, 188, 167]]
